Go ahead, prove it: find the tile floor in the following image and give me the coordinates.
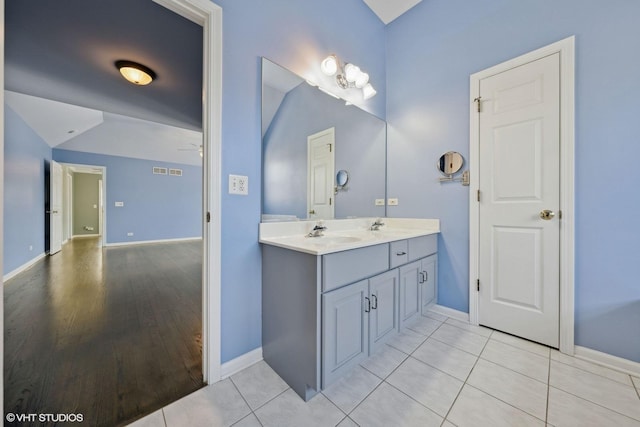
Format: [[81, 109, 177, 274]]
[[129, 311, 640, 427]]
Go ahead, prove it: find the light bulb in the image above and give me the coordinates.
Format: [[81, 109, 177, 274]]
[[355, 72, 369, 88], [344, 63, 360, 83], [321, 55, 338, 76], [362, 83, 377, 100]]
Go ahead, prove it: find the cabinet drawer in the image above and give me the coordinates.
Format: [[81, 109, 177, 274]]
[[323, 244, 389, 292], [408, 234, 437, 261], [390, 240, 409, 268]]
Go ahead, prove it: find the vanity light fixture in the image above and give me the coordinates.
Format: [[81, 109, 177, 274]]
[[320, 54, 376, 100], [115, 60, 156, 86]]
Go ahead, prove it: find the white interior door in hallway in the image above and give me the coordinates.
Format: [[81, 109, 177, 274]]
[[477, 53, 561, 348], [307, 127, 335, 220], [49, 160, 63, 255]]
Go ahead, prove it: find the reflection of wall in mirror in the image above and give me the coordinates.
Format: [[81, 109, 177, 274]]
[[263, 82, 386, 220]]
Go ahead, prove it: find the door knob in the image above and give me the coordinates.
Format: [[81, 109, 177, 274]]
[[308, 209, 315, 215], [539, 209, 555, 220]]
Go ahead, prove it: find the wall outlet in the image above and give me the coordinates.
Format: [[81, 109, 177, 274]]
[[375, 198, 385, 206], [229, 174, 249, 195], [115, 201, 124, 207], [127, 232, 134, 236], [388, 198, 399, 206]]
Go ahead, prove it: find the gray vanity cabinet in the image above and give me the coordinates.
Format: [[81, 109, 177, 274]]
[[420, 254, 438, 313], [368, 269, 400, 353], [399, 260, 422, 329], [322, 279, 369, 387]]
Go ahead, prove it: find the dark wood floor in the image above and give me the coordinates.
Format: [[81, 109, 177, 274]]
[[4, 237, 204, 426]]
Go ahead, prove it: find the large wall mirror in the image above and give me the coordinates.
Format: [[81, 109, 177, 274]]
[[261, 58, 386, 221]]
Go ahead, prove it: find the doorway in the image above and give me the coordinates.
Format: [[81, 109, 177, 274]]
[[1, 0, 223, 422], [307, 127, 335, 219], [469, 36, 575, 353]]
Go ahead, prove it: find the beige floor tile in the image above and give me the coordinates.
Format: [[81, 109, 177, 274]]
[[350, 382, 442, 427], [431, 323, 489, 356], [447, 385, 544, 427], [550, 360, 640, 421], [126, 410, 166, 427], [548, 386, 640, 427], [467, 359, 547, 420], [359, 344, 408, 379], [551, 350, 633, 386], [482, 339, 549, 382], [445, 318, 493, 337], [230, 361, 289, 410], [163, 380, 251, 427], [412, 338, 478, 381], [490, 331, 550, 357], [386, 357, 463, 416], [321, 365, 382, 414], [254, 389, 344, 427]]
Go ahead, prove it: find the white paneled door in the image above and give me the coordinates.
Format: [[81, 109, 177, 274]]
[[478, 53, 560, 348], [49, 160, 63, 255], [307, 127, 335, 220]]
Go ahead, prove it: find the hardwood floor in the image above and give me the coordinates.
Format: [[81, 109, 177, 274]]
[[4, 237, 204, 426]]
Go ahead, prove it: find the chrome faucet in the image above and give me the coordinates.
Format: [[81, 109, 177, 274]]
[[307, 222, 327, 237], [370, 218, 385, 231]]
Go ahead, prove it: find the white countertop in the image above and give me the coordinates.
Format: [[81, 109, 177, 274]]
[[259, 218, 440, 255]]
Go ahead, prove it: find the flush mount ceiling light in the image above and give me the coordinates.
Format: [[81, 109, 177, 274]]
[[115, 60, 156, 86], [320, 54, 376, 100]]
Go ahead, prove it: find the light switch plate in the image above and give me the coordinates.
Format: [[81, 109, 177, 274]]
[[388, 198, 399, 206], [229, 174, 249, 195], [115, 201, 124, 207], [375, 198, 385, 206]]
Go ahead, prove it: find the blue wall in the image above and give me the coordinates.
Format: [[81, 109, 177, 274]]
[[3, 105, 52, 275], [53, 150, 202, 244], [386, 0, 640, 362], [263, 82, 386, 219], [214, 0, 386, 362]]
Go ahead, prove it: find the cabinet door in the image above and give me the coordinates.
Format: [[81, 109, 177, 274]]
[[399, 260, 421, 329], [368, 269, 399, 353], [420, 255, 437, 313], [322, 280, 369, 387]]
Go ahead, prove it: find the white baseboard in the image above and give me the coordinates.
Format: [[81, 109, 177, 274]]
[[3, 253, 47, 283], [429, 304, 470, 322], [574, 345, 640, 377], [72, 234, 101, 238], [105, 237, 202, 247], [220, 347, 263, 379]]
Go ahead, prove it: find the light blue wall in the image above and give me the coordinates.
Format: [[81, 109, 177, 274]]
[[3, 105, 52, 275], [53, 150, 202, 244], [263, 82, 386, 219], [214, 0, 386, 362], [386, 0, 640, 362]]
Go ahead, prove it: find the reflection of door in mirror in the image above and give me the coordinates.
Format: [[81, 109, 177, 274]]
[[307, 127, 335, 219]]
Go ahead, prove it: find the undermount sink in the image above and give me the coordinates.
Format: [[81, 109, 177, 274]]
[[307, 235, 362, 246]]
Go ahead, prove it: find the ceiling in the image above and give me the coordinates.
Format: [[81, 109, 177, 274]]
[[362, 0, 423, 24], [5, 0, 204, 166]]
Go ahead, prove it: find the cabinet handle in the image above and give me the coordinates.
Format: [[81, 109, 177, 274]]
[[396, 251, 407, 256], [364, 297, 371, 313], [419, 272, 425, 283], [424, 271, 428, 282], [371, 294, 378, 310]]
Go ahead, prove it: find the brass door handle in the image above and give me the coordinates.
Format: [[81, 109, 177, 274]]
[[309, 209, 315, 215], [539, 210, 555, 220]]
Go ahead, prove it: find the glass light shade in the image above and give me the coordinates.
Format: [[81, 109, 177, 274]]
[[362, 83, 377, 100], [321, 55, 338, 76], [344, 63, 360, 83], [355, 72, 369, 88], [116, 60, 156, 86]]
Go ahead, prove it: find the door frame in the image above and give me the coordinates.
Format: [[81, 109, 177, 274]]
[[306, 127, 336, 219], [153, 0, 223, 384], [469, 36, 575, 354]]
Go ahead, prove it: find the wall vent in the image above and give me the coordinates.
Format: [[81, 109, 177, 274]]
[[169, 168, 183, 177], [153, 167, 168, 175]]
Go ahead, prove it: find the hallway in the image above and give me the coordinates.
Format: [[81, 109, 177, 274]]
[[4, 237, 203, 426]]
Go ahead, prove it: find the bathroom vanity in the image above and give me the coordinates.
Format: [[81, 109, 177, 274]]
[[260, 218, 439, 401]]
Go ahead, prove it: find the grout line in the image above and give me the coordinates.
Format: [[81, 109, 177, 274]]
[[476, 354, 549, 385], [443, 318, 494, 339], [441, 331, 489, 422], [228, 376, 255, 412], [545, 350, 551, 424], [550, 355, 638, 387], [633, 376, 640, 400], [489, 332, 552, 358], [382, 380, 448, 421], [161, 408, 168, 427]]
